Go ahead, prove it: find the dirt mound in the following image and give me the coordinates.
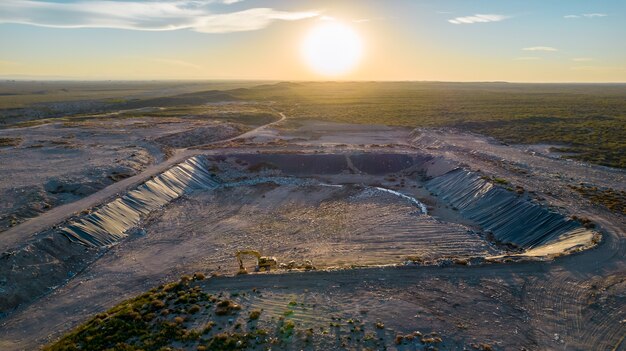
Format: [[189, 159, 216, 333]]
[[426, 168, 596, 251]]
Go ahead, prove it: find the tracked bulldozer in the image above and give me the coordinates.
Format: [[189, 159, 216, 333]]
[[235, 250, 277, 274]]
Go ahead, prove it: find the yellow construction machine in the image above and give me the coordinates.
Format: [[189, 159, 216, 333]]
[[235, 250, 277, 274]]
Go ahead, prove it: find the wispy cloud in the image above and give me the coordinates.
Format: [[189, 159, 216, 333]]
[[523, 46, 558, 52], [448, 14, 508, 25], [564, 13, 608, 19], [194, 8, 318, 33], [584, 13, 608, 18], [0, 0, 319, 33]]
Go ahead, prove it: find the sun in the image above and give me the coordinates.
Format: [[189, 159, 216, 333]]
[[301, 21, 363, 76]]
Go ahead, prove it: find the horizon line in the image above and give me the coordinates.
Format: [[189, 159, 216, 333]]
[[2, 77, 626, 85]]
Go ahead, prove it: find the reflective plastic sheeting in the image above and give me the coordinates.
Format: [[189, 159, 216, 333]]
[[60, 156, 219, 247], [426, 169, 588, 250]]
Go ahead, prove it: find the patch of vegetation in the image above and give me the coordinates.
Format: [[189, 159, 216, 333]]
[[279, 319, 296, 336], [46, 272, 457, 350], [0, 80, 262, 109], [44, 275, 214, 351], [215, 299, 242, 316], [193, 272, 206, 280], [204, 331, 268, 350], [248, 309, 262, 320], [231, 82, 626, 168], [0, 137, 21, 147], [464, 116, 626, 169], [492, 177, 509, 185], [569, 185, 626, 215], [4, 81, 623, 167], [571, 215, 597, 229]]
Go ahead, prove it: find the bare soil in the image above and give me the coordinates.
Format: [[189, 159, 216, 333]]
[[0, 114, 268, 232], [1, 115, 625, 351]]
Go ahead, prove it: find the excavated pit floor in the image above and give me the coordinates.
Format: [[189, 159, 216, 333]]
[[154, 154, 506, 269]]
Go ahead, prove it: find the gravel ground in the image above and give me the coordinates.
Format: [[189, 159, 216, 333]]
[[1, 119, 625, 350]]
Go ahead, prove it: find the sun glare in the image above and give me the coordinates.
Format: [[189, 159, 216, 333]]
[[301, 21, 363, 76]]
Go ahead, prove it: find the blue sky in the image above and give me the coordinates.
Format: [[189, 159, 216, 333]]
[[0, 0, 624, 81]]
